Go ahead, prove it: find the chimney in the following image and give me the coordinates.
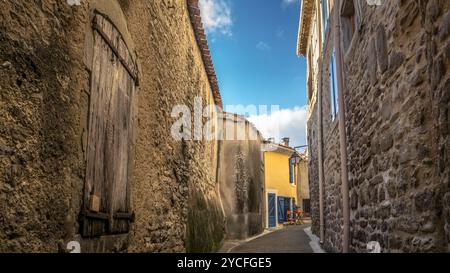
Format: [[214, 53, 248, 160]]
[[282, 137, 290, 147]]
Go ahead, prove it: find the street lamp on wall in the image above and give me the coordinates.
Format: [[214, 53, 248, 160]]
[[290, 152, 301, 165], [290, 152, 301, 210], [290, 152, 301, 185]]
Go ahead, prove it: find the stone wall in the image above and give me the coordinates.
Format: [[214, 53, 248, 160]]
[[307, 105, 321, 236], [218, 113, 265, 240], [305, 1, 322, 238], [307, 0, 450, 253], [297, 155, 310, 212], [0, 0, 88, 253], [0, 0, 224, 253], [121, 0, 224, 254], [345, 0, 450, 253], [320, 13, 344, 252], [306, 10, 345, 252]]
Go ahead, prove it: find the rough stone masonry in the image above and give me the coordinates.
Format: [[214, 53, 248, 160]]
[[305, 0, 450, 252], [0, 0, 225, 253]]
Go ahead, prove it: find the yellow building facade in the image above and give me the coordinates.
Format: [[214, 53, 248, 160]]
[[263, 142, 299, 228]]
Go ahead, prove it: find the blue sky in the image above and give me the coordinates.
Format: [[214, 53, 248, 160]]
[[199, 0, 309, 147]]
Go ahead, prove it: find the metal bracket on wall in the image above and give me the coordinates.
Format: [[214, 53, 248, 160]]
[[79, 211, 135, 223]]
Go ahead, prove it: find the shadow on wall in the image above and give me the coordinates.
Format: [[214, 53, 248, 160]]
[[218, 115, 265, 240], [0, 0, 227, 253], [186, 189, 224, 253]]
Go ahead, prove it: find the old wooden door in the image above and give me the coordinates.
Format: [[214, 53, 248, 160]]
[[81, 13, 138, 237], [268, 193, 276, 228], [277, 197, 285, 224]]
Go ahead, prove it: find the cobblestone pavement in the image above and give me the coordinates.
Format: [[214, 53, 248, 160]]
[[226, 225, 314, 253]]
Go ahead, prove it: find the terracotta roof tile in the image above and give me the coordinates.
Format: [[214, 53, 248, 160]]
[[187, 0, 223, 107]]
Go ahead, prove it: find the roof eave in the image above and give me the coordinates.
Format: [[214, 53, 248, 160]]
[[297, 0, 315, 57], [187, 0, 223, 108]]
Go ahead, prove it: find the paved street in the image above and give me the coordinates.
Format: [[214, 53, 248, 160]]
[[227, 225, 314, 253]]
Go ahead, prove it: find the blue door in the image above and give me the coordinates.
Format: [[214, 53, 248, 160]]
[[277, 197, 285, 224], [268, 193, 276, 228]]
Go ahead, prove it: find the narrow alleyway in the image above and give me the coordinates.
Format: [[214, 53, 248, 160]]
[[226, 226, 314, 253]]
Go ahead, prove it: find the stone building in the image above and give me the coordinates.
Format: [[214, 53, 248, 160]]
[[218, 112, 265, 240], [0, 0, 225, 253], [297, 152, 311, 216], [298, 0, 450, 252]]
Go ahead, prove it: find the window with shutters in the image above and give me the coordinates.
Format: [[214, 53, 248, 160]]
[[330, 51, 339, 121], [340, 0, 360, 53], [353, 0, 364, 32], [320, 0, 330, 43], [341, 0, 356, 52], [307, 49, 313, 101], [80, 13, 138, 237], [289, 158, 295, 184]]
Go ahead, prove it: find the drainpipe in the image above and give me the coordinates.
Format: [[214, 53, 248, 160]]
[[315, 0, 325, 245], [332, 0, 350, 253]]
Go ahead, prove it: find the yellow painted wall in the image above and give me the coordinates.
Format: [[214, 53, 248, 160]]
[[264, 151, 298, 205]]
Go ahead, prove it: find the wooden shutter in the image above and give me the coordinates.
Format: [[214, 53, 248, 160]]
[[277, 197, 285, 224], [81, 13, 137, 237], [354, 0, 364, 32]]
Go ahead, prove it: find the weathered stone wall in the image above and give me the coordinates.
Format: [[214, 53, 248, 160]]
[[320, 15, 343, 252], [306, 9, 344, 251], [345, 0, 449, 253], [218, 114, 265, 240], [0, 0, 224, 253], [121, 0, 224, 253], [305, 2, 322, 238], [297, 155, 310, 212], [307, 106, 320, 236], [308, 0, 450, 253], [0, 0, 91, 252]]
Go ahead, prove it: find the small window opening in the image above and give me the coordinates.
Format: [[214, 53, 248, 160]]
[[340, 0, 357, 53]]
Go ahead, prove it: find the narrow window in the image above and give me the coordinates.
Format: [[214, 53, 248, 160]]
[[307, 50, 313, 100], [354, 0, 364, 32], [289, 158, 294, 184], [81, 13, 138, 237], [330, 51, 339, 121], [340, 0, 357, 52], [321, 0, 329, 42]]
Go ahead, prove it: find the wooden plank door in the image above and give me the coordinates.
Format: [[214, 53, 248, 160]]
[[268, 193, 276, 228], [277, 197, 285, 224], [81, 13, 137, 237]]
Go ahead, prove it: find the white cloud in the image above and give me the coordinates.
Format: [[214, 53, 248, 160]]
[[256, 41, 271, 52], [276, 28, 286, 40], [281, 0, 299, 9], [248, 106, 308, 148], [199, 0, 233, 36], [282, 0, 298, 5]]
